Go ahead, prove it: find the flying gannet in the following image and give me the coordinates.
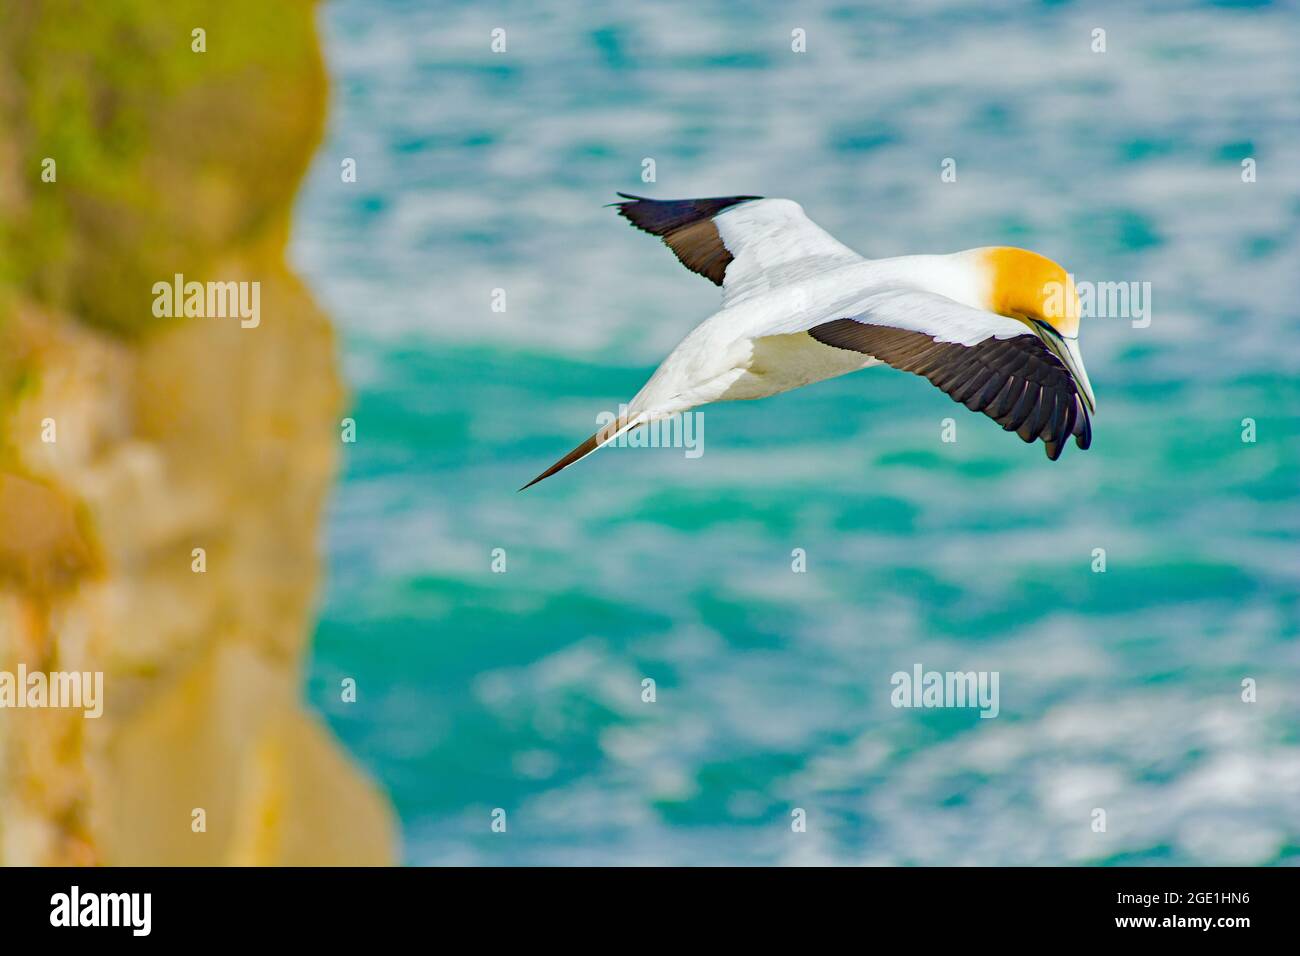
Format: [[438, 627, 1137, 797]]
[[522, 193, 1095, 490]]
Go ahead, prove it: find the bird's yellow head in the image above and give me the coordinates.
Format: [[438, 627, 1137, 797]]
[[981, 247, 1080, 338]]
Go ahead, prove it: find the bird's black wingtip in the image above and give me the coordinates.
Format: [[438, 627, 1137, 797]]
[[609, 191, 764, 206]]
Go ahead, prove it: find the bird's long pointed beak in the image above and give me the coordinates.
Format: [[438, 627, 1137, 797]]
[[1057, 335, 1096, 412], [1036, 325, 1096, 413]]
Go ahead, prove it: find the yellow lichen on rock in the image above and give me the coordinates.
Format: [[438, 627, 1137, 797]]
[[0, 0, 397, 865]]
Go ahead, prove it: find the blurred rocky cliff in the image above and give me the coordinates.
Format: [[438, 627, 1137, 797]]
[[0, 0, 395, 864]]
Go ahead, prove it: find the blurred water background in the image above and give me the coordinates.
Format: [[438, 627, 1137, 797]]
[[290, 0, 1300, 865]]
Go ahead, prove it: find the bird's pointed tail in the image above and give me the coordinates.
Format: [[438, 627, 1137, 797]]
[[519, 414, 643, 491]]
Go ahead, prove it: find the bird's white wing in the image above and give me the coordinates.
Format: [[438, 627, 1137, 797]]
[[613, 194, 863, 307], [756, 283, 1027, 343], [766, 285, 1094, 459]]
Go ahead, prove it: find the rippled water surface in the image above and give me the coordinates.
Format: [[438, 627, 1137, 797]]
[[291, 0, 1300, 864]]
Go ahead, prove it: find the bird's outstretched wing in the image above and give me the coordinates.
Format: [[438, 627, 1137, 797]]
[[770, 286, 1094, 460], [612, 194, 863, 306]]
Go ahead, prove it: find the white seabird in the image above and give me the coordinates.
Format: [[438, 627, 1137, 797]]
[[523, 193, 1095, 490]]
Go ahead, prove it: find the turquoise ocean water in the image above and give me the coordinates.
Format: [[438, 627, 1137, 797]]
[[290, 0, 1300, 864]]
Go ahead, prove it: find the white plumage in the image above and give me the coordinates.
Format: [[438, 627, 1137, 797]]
[[522, 194, 1096, 489]]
